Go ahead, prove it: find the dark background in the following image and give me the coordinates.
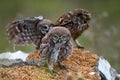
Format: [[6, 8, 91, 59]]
[[0, 0, 120, 72]]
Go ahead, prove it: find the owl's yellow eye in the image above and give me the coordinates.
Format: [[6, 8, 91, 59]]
[[61, 35, 67, 40], [53, 34, 58, 39]]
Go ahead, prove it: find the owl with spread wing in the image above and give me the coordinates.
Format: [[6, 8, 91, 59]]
[[6, 16, 53, 49]]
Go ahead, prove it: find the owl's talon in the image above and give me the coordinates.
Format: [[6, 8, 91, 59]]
[[73, 45, 84, 49], [36, 61, 45, 67], [50, 69, 57, 74], [58, 62, 67, 70], [77, 45, 84, 49], [27, 59, 38, 66], [74, 40, 84, 49], [47, 66, 57, 74]]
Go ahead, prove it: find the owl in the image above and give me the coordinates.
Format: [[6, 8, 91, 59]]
[[6, 16, 53, 49], [55, 9, 91, 48], [38, 27, 72, 72]]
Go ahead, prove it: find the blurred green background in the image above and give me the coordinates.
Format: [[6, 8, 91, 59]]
[[0, 0, 120, 72]]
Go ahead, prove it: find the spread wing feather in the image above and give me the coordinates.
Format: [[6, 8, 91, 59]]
[[6, 16, 43, 45]]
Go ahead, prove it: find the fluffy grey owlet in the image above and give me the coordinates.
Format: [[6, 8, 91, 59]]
[[6, 16, 53, 49], [38, 27, 72, 72]]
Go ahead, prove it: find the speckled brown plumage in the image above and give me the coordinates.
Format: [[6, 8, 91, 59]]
[[39, 27, 73, 72], [55, 9, 91, 48], [6, 16, 53, 49]]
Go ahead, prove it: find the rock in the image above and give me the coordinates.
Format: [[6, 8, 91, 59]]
[[0, 48, 119, 80], [97, 56, 120, 80]]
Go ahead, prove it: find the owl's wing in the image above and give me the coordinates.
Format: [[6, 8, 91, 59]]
[[55, 14, 72, 26], [59, 41, 73, 61], [39, 43, 53, 61], [6, 16, 43, 46], [55, 9, 91, 28]]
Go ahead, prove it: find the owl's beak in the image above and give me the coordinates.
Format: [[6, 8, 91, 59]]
[[54, 43, 62, 49], [58, 39, 62, 43]]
